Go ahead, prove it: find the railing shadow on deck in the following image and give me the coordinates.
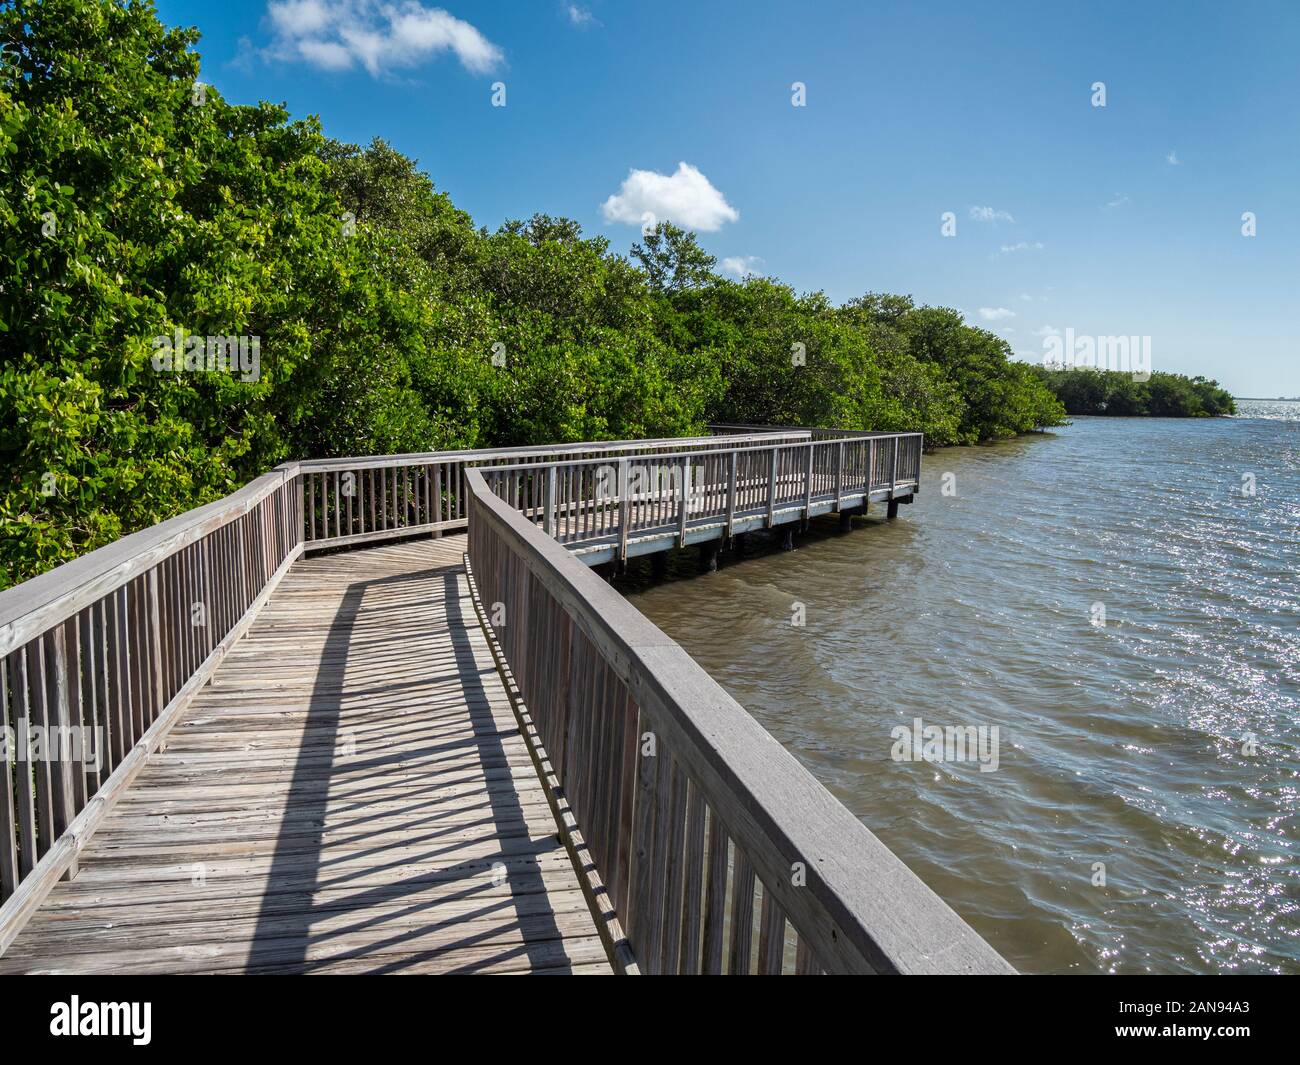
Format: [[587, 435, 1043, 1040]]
[[243, 563, 567, 974]]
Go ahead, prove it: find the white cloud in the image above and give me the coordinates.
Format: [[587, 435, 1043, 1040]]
[[970, 206, 1014, 223], [266, 0, 503, 76], [979, 307, 1016, 321], [1019, 292, 1033, 302], [999, 241, 1044, 253], [270, 0, 333, 35], [566, 4, 597, 25], [601, 162, 739, 231], [1032, 325, 1059, 337], [720, 255, 763, 278], [1105, 193, 1130, 208], [1166, 150, 1180, 165]]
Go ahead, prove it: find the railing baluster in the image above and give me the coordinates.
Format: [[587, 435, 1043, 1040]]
[[728, 850, 756, 974], [0, 657, 17, 900], [758, 886, 786, 974], [11, 648, 38, 877], [701, 816, 728, 974]]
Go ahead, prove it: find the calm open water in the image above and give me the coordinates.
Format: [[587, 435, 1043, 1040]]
[[622, 402, 1299, 973]]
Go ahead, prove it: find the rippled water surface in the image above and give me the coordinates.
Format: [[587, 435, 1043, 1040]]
[[623, 402, 1299, 973]]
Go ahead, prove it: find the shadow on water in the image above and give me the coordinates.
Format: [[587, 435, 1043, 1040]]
[[612, 509, 919, 594]]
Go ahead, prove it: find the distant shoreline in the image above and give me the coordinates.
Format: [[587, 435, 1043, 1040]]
[[1235, 397, 1300, 402]]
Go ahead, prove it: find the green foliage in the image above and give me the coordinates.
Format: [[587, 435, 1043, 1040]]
[[1032, 367, 1236, 417], [0, 0, 1104, 590]]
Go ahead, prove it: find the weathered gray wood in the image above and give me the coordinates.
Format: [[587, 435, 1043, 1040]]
[[10, 649, 38, 880], [29, 637, 55, 859], [0, 535, 613, 975], [0, 541, 304, 958], [660, 759, 688, 973], [44, 627, 78, 875], [0, 657, 17, 900], [835, 439, 845, 510], [464, 464, 1013, 975], [758, 885, 786, 974], [701, 814, 728, 974], [729, 850, 755, 974], [678, 781, 706, 973], [803, 443, 815, 520], [0, 466, 299, 658], [0, 425, 942, 976]]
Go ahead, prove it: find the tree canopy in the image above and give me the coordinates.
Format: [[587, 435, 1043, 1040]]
[[1, 0, 1078, 587], [1033, 367, 1235, 418]]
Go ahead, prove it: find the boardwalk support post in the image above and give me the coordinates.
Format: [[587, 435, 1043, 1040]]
[[699, 541, 719, 573]]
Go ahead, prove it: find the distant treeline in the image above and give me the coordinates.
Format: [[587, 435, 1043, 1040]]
[[2, 1, 1069, 585], [1032, 368, 1236, 417]]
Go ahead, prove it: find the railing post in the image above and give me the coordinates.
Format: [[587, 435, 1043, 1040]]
[[803, 443, 815, 522], [148, 568, 165, 731], [618, 458, 631, 563], [868, 438, 877, 494], [766, 448, 778, 527], [676, 460, 690, 547], [834, 441, 844, 512], [544, 465, 557, 537], [726, 451, 738, 535], [45, 628, 78, 879], [891, 436, 899, 497]]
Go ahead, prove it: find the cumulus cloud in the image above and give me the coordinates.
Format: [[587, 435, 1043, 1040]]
[[1000, 241, 1044, 253], [601, 162, 739, 231], [720, 255, 763, 278], [979, 307, 1016, 321], [970, 206, 1014, 223], [1105, 193, 1130, 208], [1166, 150, 1180, 165], [566, 4, 597, 25], [1032, 325, 1060, 337], [266, 0, 503, 76]]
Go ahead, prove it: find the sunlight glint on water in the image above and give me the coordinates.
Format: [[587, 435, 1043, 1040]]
[[623, 403, 1300, 974]]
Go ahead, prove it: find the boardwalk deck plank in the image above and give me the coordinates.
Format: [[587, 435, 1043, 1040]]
[[0, 535, 612, 975]]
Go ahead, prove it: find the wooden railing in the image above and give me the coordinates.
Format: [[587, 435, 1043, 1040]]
[[479, 432, 923, 558], [465, 466, 1010, 974], [0, 465, 302, 951], [0, 424, 971, 973], [297, 432, 811, 553]]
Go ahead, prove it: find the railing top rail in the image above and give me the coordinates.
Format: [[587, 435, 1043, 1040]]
[[0, 431, 805, 649], [297, 431, 812, 473], [709, 422, 922, 440], [478, 431, 924, 474], [0, 424, 919, 658], [0, 463, 301, 659], [464, 466, 1009, 974]]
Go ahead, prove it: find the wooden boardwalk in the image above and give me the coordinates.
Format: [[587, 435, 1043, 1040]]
[[0, 433, 1013, 975], [0, 536, 612, 974]]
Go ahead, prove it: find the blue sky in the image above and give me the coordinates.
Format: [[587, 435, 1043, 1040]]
[[160, 0, 1300, 396]]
